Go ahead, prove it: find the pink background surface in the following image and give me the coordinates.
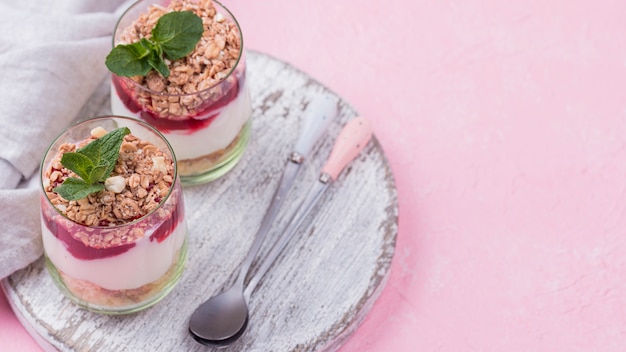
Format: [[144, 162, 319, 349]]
[[3, 0, 626, 350]]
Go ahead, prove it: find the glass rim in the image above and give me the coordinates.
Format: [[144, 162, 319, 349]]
[[40, 115, 179, 230], [111, 0, 245, 98]]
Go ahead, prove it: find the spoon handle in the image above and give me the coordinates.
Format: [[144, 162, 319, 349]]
[[293, 94, 338, 157], [321, 117, 373, 181], [234, 95, 337, 288], [246, 117, 373, 294]]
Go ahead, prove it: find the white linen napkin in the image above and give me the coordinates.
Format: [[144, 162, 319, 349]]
[[0, 0, 132, 279]]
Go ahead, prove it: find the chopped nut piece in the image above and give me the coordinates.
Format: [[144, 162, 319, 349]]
[[105, 176, 126, 193], [152, 156, 168, 174], [90, 127, 108, 139]]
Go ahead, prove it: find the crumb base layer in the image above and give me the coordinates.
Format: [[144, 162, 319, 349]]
[[43, 238, 188, 315]]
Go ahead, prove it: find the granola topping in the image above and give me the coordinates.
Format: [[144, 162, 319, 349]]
[[116, 0, 242, 119], [42, 130, 176, 251]]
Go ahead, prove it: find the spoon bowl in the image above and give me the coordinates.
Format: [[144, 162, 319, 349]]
[[191, 318, 248, 347], [188, 284, 248, 343]]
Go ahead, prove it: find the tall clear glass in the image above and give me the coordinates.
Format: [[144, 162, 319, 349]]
[[110, 0, 252, 185], [40, 116, 187, 315]]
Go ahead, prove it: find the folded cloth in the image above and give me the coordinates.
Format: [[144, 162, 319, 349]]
[[0, 189, 40, 279], [0, 0, 132, 279]]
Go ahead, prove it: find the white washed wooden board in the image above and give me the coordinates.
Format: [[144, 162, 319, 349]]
[[2, 51, 398, 352]]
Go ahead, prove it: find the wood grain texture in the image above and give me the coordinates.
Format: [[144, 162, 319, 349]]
[[1, 51, 398, 352]]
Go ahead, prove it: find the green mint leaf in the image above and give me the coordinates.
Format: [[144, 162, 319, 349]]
[[55, 127, 130, 200], [151, 11, 204, 60], [139, 37, 157, 52], [89, 163, 110, 183], [148, 49, 171, 77], [106, 11, 203, 77], [59, 152, 95, 183], [77, 127, 130, 179], [105, 42, 153, 77], [53, 178, 105, 201]]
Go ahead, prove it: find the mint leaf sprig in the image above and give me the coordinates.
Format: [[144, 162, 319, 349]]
[[106, 11, 204, 78], [53, 127, 130, 201]]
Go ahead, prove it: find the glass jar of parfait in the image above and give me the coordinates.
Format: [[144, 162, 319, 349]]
[[40, 116, 187, 314], [110, 0, 252, 185]]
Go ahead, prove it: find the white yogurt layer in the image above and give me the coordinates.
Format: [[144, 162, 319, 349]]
[[111, 80, 251, 160], [42, 217, 187, 291]]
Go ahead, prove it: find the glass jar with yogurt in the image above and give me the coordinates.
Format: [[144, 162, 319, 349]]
[[40, 116, 187, 314], [110, 0, 252, 185]]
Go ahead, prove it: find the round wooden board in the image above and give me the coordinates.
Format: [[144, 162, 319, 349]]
[[1, 51, 398, 352]]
